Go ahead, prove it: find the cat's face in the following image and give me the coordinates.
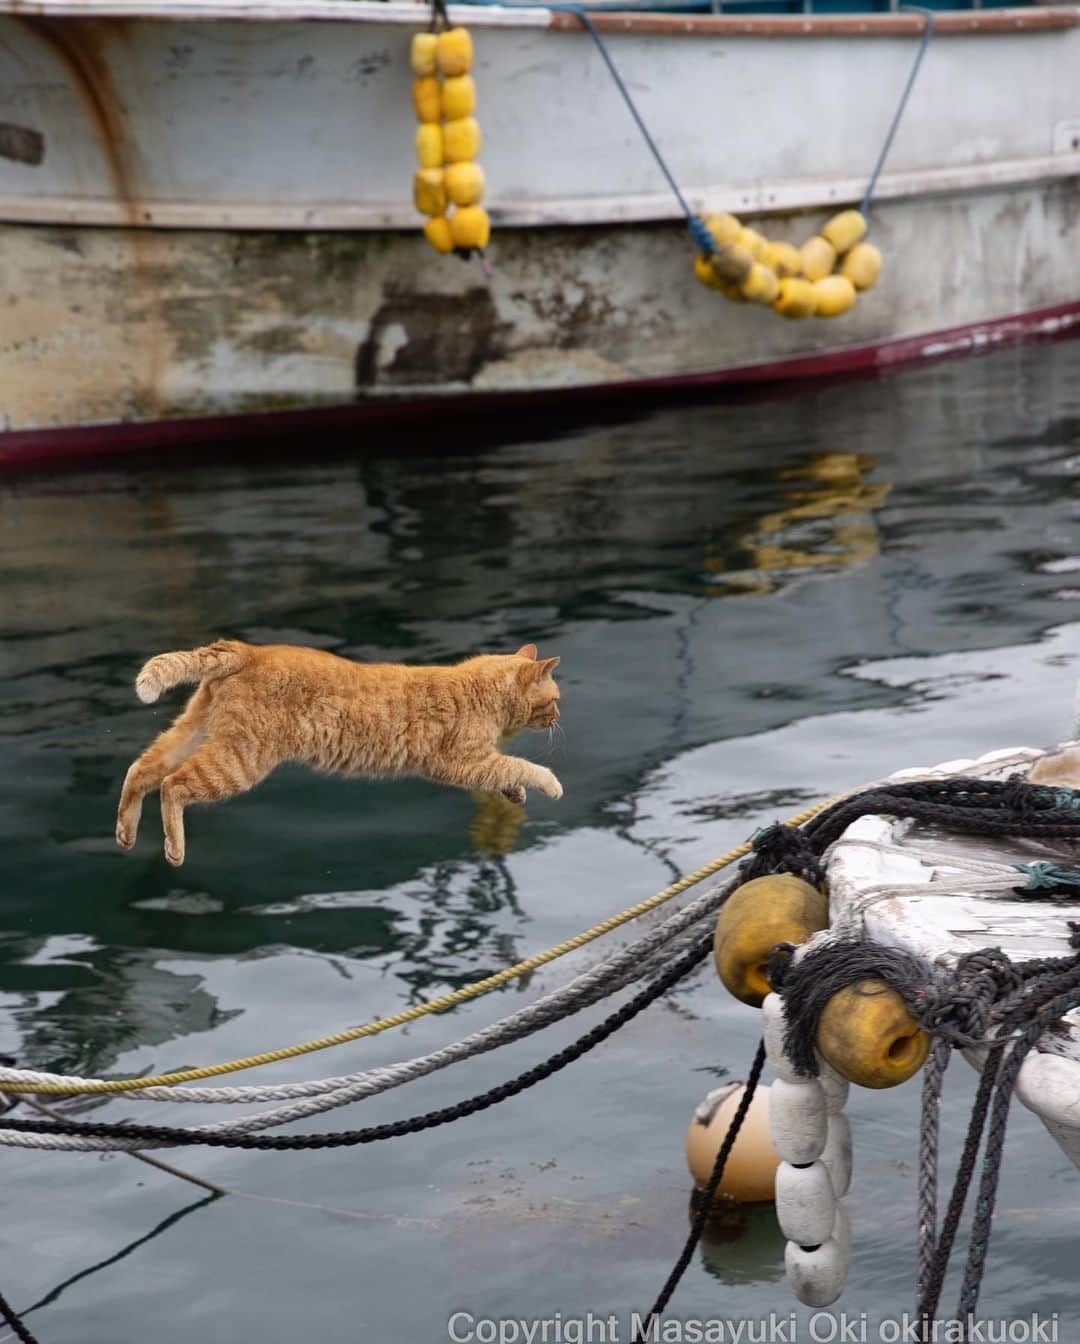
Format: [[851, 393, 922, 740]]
[[512, 643, 561, 731]]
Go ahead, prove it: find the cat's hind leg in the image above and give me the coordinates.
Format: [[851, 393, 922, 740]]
[[159, 736, 275, 867], [116, 699, 207, 850]]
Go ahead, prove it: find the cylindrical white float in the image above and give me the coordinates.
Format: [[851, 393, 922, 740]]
[[775, 1159, 837, 1245]]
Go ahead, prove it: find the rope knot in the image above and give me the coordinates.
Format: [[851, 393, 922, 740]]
[[687, 214, 715, 256], [739, 822, 825, 889]]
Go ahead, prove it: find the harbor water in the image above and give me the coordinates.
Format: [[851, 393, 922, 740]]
[[1, 338, 1079, 1342]]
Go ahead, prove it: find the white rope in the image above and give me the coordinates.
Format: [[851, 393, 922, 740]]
[[0, 876, 733, 1151]]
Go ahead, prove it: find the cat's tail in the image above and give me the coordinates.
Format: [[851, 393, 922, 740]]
[[135, 640, 251, 704]]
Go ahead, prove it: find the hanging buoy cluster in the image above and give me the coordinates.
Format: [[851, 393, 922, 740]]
[[410, 27, 490, 257], [711, 868, 932, 1307], [691, 209, 882, 318], [764, 993, 853, 1308]]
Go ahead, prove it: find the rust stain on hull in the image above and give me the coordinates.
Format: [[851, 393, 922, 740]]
[[17, 17, 137, 216], [15, 16, 166, 415]]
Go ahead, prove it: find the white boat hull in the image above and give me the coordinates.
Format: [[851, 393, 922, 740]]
[[1, 1, 1079, 449]]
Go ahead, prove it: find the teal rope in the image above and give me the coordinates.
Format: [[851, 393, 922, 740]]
[[548, 3, 716, 253], [859, 6, 936, 220], [1015, 862, 1080, 894]]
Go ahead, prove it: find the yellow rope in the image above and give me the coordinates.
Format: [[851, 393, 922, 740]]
[[9, 794, 840, 1095]]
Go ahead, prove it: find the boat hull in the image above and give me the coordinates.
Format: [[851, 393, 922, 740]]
[[1, 2, 1079, 458]]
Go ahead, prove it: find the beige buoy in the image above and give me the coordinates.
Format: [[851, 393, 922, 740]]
[[685, 1083, 780, 1203]]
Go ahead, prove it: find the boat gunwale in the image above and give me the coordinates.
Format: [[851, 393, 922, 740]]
[[2, 150, 1076, 231], [0, 0, 1074, 34]]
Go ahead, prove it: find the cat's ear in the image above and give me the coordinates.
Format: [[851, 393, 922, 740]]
[[536, 656, 560, 680], [515, 643, 538, 660]]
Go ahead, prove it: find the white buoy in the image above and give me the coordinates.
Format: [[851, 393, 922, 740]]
[[769, 1077, 828, 1165], [775, 1159, 837, 1245], [820, 1112, 853, 1198], [785, 1235, 848, 1308], [762, 993, 804, 1084], [818, 1059, 850, 1115], [764, 993, 853, 1308]]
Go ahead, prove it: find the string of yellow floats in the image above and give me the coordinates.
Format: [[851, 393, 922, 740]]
[[693, 208, 882, 318], [4, 795, 844, 1095], [411, 27, 491, 256]]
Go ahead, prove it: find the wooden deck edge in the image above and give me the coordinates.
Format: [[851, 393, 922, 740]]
[[547, 5, 1079, 36]]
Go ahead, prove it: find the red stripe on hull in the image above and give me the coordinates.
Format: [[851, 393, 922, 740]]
[[3, 299, 1080, 474]]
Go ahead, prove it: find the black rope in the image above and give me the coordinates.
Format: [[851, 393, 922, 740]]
[[0, 935, 714, 1151], [0, 1289, 40, 1344], [738, 823, 825, 890], [632, 1042, 767, 1344]]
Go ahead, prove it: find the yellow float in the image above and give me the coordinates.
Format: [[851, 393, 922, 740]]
[[446, 162, 485, 208], [842, 242, 883, 291], [713, 874, 829, 1007], [690, 208, 882, 316], [800, 236, 837, 283], [740, 262, 781, 305], [409, 26, 489, 257], [451, 205, 491, 250], [812, 274, 857, 318], [822, 209, 867, 256], [708, 243, 754, 286], [772, 277, 818, 319], [816, 979, 930, 1088], [436, 27, 473, 77]]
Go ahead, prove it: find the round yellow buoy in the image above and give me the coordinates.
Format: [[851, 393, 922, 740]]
[[436, 27, 474, 77], [686, 1083, 780, 1203], [713, 874, 829, 1007], [412, 75, 442, 125], [446, 162, 485, 207], [736, 227, 769, 262], [441, 73, 477, 121], [410, 32, 439, 77], [443, 116, 481, 164], [821, 209, 867, 256], [423, 216, 454, 255], [763, 241, 802, 279], [450, 205, 491, 251], [415, 123, 444, 170], [709, 243, 755, 286], [812, 275, 857, 319], [704, 213, 742, 248], [740, 262, 780, 305], [772, 277, 818, 319], [800, 236, 837, 283], [841, 242, 883, 292], [817, 979, 930, 1089], [693, 254, 725, 291], [413, 168, 447, 218]]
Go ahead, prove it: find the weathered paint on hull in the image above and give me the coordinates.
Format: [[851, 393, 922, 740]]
[[2, 176, 1079, 442]]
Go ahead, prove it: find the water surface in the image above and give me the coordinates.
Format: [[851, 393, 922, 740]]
[[2, 340, 1080, 1343]]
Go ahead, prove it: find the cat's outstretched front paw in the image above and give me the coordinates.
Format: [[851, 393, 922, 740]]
[[536, 768, 563, 800], [502, 785, 527, 805]]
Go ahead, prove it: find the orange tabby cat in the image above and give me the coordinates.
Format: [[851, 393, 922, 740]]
[[116, 640, 563, 866]]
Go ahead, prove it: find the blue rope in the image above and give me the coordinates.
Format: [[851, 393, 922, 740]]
[[859, 6, 936, 220], [548, 3, 715, 253]]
